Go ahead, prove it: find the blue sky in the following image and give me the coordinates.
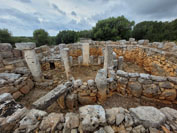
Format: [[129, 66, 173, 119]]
[[0, 0, 177, 36]]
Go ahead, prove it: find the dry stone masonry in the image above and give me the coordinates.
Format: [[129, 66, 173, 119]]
[[0, 39, 177, 132]]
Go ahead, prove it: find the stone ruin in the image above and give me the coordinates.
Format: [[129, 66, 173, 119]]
[[0, 39, 177, 133]]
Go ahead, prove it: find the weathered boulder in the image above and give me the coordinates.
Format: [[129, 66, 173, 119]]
[[128, 82, 142, 97], [0, 43, 12, 52], [116, 113, 125, 126], [143, 84, 160, 98], [74, 79, 83, 89], [104, 126, 115, 133], [130, 106, 166, 128], [161, 89, 176, 101], [64, 112, 79, 131], [105, 107, 125, 124], [79, 105, 106, 131], [159, 82, 174, 89], [18, 109, 47, 133], [160, 107, 177, 131], [40, 113, 64, 131]]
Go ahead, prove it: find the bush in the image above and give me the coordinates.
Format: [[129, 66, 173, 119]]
[[33, 29, 49, 47], [0, 29, 12, 43], [56, 30, 78, 44]]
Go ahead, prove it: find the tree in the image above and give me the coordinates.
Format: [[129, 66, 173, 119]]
[[56, 30, 78, 44], [92, 16, 134, 41], [0, 29, 12, 43], [33, 29, 49, 47], [78, 30, 92, 39]]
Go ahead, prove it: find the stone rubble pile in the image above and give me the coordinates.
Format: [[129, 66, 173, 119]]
[[1, 93, 177, 133]]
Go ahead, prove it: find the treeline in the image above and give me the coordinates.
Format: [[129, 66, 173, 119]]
[[0, 16, 177, 47]]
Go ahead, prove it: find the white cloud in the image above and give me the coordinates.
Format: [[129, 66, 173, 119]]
[[0, 0, 177, 36]]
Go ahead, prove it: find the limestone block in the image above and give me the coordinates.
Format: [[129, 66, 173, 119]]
[[82, 43, 90, 66], [12, 49, 22, 58], [40, 113, 64, 131], [12, 91, 23, 100], [32, 84, 68, 110], [161, 89, 176, 101], [95, 69, 107, 102], [15, 42, 36, 50], [159, 82, 174, 89], [130, 106, 166, 128], [128, 82, 142, 97], [66, 93, 78, 110], [0, 43, 12, 52], [0, 93, 13, 102], [79, 105, 106, 132], [143, 84, 160, 98], [78, 95, 96, 105], [64, 113, 79, 129]]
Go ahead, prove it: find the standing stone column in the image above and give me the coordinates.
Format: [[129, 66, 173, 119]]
[[82, 43, 90, 66], [103, 45, 113, 75], [61, 48, 72, 79], [95, 69, 107, 103], [118, 56, 124, 70], [15, 42, 42, 82]]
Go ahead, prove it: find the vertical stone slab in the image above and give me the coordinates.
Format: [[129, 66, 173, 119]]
[[103, 45, 113, 75], [61, 48, 72, 80], [82, 43, 90, 66], [15, 42, 42, 82], [95, 69, 107, 102], [118, 56, 124, 70]]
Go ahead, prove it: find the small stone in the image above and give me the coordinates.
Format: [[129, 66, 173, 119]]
[[132, 125, 145, 133], [140, 73, 150, 79], [40, 113, 64, 131], [105, 107, 125, 124], [116, 114, 125, 125], [94, 128, 106, 133], [149, 127, 161, 133], [117, 70, 129, 77], [64, 113, 79, 129], [20, 85, 30, 94], [104, 126, 115, 133], [150, 75, 167, 82], [12, 91, 23, 100], [159, 82, 174, 89], [0, 93, 13, 102], [161, 89, 176, 101], [168, 77, 177, 84], [71, 129, 78, 133], [74, 79, 83, 88], [128, 82, 142, 97]]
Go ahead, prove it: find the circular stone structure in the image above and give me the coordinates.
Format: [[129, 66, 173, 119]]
[[0, 39, 177, 132]]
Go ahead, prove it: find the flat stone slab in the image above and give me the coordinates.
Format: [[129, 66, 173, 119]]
[[32, 84, 68, 110], [0, 93, 13, 102], [130, 106, 166, 128], [15, 42, 36, 50], [0, 73, 21, 82]]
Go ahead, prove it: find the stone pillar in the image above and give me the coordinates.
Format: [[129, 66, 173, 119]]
[[61, 48, 72, 79], [118, 56, 124, 70], [82, 43, 90, 66], [15, 42, 42, 82], [95, 69, 107, 103], [103, 45, 113, 75]]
